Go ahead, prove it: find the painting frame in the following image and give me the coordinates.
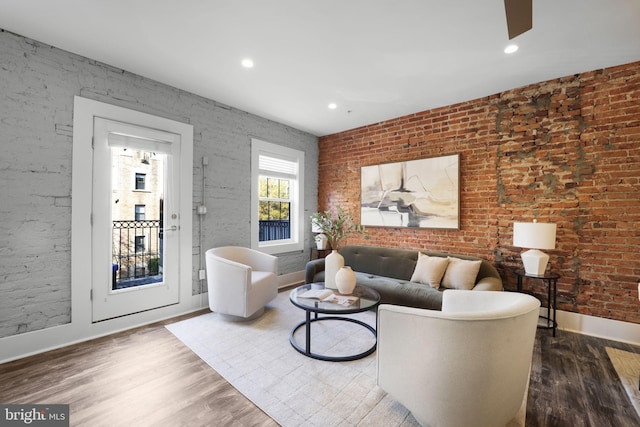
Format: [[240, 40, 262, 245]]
[[360, 153, 460, 230]]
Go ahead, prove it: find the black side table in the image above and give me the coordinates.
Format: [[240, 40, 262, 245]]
[[310, 248, 332, 261], [514, 270, 560, 337]]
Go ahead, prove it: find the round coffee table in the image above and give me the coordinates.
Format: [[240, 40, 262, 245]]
[[289, 283, 380, 362]]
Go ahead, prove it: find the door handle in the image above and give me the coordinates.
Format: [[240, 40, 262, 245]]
[[161, 225, 178, 232]]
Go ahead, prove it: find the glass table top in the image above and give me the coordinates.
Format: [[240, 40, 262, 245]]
[[289, 283, 380, 314]]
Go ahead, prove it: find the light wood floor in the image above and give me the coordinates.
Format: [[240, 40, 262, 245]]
[[1, 311, 640, 427], [0, 311, 277, 427]]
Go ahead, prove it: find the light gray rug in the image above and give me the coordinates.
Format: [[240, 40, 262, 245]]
[[166, 291, 419, 426], [606, 347, 640, 418]]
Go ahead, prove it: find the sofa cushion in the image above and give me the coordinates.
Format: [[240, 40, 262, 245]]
[[441, 257, 482, 290], [410, 253, 449, 289], [354, 272, 444, 310], [340, 245, 418, 281]]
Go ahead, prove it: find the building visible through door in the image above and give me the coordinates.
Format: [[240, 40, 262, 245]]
[[111, 147, 165, 290]]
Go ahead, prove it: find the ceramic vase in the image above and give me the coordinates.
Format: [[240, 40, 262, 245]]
[[315, 234, 328, 250], [324, 250, 344, 290], [336, 266, 357, 295]]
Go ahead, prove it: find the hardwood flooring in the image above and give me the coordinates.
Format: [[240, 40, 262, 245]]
[[0, 311, 277, 427], [527, 331, 640, 427], [1, 311, 639, 427]]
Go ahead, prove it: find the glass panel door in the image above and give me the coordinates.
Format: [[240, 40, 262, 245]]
[[92, 118, 180, 322]]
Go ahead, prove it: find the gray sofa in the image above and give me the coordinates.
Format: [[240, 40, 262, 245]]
[[305, 245, 503, 310]]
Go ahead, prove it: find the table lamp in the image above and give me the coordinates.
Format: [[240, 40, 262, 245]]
[[513, 220, 557, 276]]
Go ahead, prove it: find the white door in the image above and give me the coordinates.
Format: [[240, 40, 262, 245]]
[[92, 118, 181, 322]]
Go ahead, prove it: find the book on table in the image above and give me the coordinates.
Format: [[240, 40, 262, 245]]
[[299, 288, 334, 300], [299, 289, 359, 306]]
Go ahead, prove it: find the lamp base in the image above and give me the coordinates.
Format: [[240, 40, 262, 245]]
[[521, 249, 550, 276]]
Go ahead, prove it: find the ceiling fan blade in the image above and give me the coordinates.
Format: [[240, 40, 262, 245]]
[[504, 0, 532, 39]]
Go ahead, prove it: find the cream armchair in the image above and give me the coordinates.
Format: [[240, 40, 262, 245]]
[[377, 290, 540, 427], [205, 246, 278, 320]]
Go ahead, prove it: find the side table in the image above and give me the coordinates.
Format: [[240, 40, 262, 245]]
[[514, 270, 559, 337], [310, 248, 331, 261]]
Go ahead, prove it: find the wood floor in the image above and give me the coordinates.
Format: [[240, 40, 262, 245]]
[[1, 311, 639, 427], [527, 330, 640, 427], [0, 311, 277, 427]]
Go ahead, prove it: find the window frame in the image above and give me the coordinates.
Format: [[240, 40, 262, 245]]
[[134, 204, 146, 221], [251, 138, 304, 255], [260, 176, 291, 220], [134, 172, 146, 190]]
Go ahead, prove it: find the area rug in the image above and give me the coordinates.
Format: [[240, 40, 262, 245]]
[[166, 291, 420, 426], [606, 347, 640, 418]]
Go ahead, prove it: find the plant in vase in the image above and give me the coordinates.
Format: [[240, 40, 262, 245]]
[[310, 208, 367, 251], [310, 208, 367, 290]]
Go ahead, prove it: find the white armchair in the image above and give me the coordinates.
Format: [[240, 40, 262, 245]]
[[205, 246, 278, 320], [377, 290, 540, 427]]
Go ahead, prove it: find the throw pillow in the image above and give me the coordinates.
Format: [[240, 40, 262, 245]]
[[410, 253, 449, 289], [441, 257, 482, 290]]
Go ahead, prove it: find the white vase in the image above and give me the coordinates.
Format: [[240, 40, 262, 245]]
[[315, 234, 328, 250], [336, 266, 357, 295], [324, 250, 344, 290]]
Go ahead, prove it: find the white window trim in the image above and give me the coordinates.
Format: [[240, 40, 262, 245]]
[[251, 138, 304, 255]]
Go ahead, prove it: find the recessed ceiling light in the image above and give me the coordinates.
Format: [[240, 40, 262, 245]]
[[328, 103, 337, 110], [504, 44, 519, 54], [241, 58, 254, 68]]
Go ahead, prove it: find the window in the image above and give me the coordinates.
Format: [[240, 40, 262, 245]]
[[259, 175, 291, 241], [134, 235, 145, 253], [251, 138, 304, 254], [135, 173, 146, 190], [134, 205, 145, 221]]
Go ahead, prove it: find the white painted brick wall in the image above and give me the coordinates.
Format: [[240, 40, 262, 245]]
[[0, 30, 318, 338]]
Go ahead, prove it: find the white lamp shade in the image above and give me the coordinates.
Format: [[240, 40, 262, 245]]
[[311, 219, 322, 233], [513, 222, 556, 250]]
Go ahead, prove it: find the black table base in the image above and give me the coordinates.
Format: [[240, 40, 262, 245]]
[[289, 312, 377, 362], [515, 270, 559, 337]]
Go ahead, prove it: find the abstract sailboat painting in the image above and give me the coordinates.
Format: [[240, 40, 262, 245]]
[[360, 154, 460, 229]]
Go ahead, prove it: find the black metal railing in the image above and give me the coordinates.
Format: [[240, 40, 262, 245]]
[[112, 220, 162, 289], [259, 219, 290, 241]]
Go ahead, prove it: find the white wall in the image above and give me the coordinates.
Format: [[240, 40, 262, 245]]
[[0, 30, 318, 351]]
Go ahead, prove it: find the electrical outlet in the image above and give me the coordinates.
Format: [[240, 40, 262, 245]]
[[199, 269, 206, 280]]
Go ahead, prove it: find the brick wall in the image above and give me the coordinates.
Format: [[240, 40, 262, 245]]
[[319, 61, 640, 324], [0, 30, 318, 338]]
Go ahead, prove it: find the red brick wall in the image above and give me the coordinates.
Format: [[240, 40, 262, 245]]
[[319, 61, 640, 324]]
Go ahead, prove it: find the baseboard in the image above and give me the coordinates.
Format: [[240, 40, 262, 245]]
[[555, 309, 640, 346], [278, 270, 305, 289], [0, 295, 209, 364]]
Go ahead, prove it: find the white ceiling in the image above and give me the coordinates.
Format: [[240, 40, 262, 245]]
[[1, 0, 639, 136]]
